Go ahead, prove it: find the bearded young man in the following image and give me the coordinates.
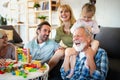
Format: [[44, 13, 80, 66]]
[[60, 27, 108, 80], [24, 21, 60, 63]]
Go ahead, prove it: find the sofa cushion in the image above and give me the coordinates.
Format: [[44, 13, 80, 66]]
[[95, 27, 120, 59], [95, 27, 120, 80]]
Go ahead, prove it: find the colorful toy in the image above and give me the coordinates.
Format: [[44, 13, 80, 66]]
[[0, 59, 46, 78], [15, 48, 31, 63], [0, 48, 47, 79]]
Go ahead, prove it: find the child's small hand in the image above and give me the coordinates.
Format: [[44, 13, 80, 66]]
[[85, 26, 92, 33]]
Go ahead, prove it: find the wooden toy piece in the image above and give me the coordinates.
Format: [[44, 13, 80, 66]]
[[32, 60, 41, 68], [15, 48, 32, 63], [27, 48, 31, 63], [15, 47, 18, 62], [29, 55, 32, 63]]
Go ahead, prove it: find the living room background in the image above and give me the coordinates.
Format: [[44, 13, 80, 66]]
[[0, 0, 120, 43]]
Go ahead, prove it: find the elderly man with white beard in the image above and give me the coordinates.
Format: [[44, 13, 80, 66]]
[[60, 27, 108, 80]]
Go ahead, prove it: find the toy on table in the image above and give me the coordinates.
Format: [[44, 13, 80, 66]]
[[15, 48, 31, 63], [0, 48, 47, 79]]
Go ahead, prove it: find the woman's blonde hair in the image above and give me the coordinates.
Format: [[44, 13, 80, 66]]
[[58, 4, 76, 25]]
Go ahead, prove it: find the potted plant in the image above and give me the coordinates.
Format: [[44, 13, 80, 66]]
[[37, 15, 47, 22], [33, 3, 40, 10]]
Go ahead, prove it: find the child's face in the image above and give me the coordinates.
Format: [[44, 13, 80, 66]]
[[82, 12, 94, 22]]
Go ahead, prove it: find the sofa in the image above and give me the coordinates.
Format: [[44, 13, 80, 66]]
[[49, 27, 120, 80], [95, 27, 120, 80]]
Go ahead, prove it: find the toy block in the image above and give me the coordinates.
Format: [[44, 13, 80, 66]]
[[15, 48, 31, 63]]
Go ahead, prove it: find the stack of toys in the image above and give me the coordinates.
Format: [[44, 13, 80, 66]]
[[0, 48, 47, 78], [15, 48, 31, 63]]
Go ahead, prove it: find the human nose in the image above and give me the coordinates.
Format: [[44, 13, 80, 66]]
[[73, 35, 82, 41], [85, 18, 89, 21]]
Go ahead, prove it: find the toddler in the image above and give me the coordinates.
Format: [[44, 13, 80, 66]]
[[67, 2, 100, 78]]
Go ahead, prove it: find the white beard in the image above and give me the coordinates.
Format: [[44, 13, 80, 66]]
[[73, 42, 87, 52]]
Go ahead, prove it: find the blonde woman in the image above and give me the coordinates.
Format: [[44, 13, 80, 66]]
[[55, 4, 76, 48]]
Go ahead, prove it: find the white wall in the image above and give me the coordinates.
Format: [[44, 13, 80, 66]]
[[61, 0, 120, 27]]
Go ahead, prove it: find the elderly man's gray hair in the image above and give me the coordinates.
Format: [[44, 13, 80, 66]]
[[73, 26, 93, 38]]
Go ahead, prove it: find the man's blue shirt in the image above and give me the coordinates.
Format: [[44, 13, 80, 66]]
[[24, 39, 59, 63], [60, 48, 108, 80]]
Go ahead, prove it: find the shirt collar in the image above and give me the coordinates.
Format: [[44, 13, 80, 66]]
[[39, 42, 46, 48], [35, 39, 47, 47]]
